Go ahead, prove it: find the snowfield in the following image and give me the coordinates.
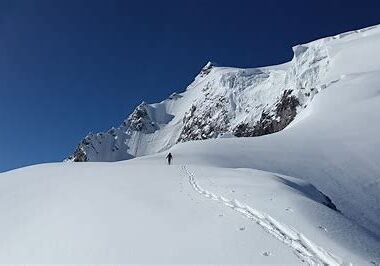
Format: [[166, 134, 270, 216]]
[[1, 24, 380, 264], [1, 161, 379, 264], [0, 159, 379, 264]]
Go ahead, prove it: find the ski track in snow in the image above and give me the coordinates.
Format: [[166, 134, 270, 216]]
[[181, 165, 346, 266]]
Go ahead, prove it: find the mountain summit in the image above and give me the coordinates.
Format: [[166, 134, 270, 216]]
[[68, 24, 379, 162]]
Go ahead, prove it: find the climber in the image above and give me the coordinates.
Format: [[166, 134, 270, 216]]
[[166, 152, 173, 165]]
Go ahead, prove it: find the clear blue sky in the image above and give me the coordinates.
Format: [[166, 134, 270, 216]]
[[0, 0, 379, 172]]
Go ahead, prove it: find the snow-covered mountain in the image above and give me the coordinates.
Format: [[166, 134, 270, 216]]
[[1, 24, 380, 264], [68, 23, 335, 162]]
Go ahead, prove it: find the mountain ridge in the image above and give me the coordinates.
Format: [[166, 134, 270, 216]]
[[67, 24, 379, 162]]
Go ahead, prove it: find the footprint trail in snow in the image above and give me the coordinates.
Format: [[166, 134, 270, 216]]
[[181, 165, 346, 266]]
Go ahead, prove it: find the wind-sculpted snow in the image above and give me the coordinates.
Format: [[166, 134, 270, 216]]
[[182, 165, 345, 266]]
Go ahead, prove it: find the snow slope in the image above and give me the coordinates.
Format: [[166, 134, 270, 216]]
[[0, 160, 379, 264]]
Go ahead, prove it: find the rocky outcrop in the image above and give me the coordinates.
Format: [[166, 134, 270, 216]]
[[70, 145, 88, 162], [178, 98, 229, 142], [126, 103, 159, 133], [199, 61, 215, 77], [67, 137, 91, 162], [234, 90, 300, 137]]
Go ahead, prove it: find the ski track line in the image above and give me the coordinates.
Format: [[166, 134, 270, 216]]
[[181, 165, 347, 266]]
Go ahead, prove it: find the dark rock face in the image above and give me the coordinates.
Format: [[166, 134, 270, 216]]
[[199, 62, 215, 77], [67, 142, 88, 162], [71, 146, 88, 162], [68, 135, 96, 162], [127, 103, 158, 133], [234, 90, 300, 137], [177, 98, 229, 142]]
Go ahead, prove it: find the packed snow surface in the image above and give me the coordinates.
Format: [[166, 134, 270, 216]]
[[1, 24, 380, 264]]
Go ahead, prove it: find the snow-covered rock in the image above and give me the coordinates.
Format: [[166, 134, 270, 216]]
[[68, 24, 379, 162]]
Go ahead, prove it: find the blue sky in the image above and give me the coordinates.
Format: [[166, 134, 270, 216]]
[[0, 0, 379, 172]]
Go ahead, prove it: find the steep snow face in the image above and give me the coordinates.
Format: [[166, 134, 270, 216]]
[[69, 102, 172, 162], [68, 24, 379, 162]]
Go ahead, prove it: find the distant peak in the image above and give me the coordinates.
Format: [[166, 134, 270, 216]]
[[204, 61, 215, 68], [199, 61, 216, 77], [203, 61, 218, 69]]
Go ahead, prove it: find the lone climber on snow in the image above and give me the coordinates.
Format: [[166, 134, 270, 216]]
[[166, 152, 173, 165]]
